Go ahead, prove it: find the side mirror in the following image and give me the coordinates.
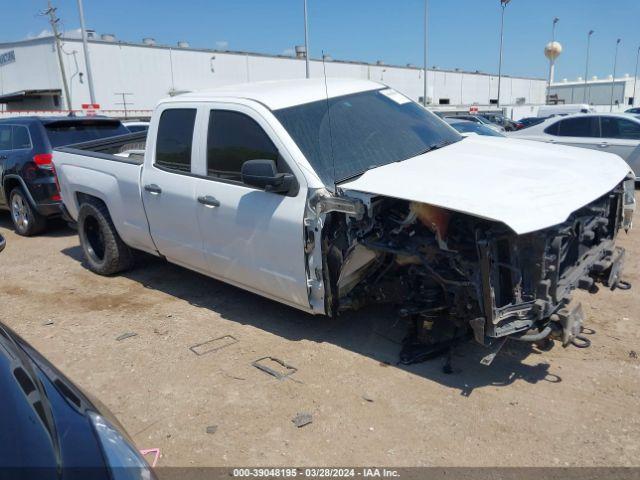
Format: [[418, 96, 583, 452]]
[[0, 233, 5, 254], [241, 159, 296, 194]]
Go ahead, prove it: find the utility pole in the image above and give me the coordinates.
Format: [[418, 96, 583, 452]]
[[43, 1, 72, 111], [303, 0, 310, 79], [633, 46, 640, 107], [77, 0, 96, 104], [583, 30, 594, 104], [114, 92, 133, 119], [610, 38, 621, 112], [497, 0, 511, 109], [423, 0, 429, 106]]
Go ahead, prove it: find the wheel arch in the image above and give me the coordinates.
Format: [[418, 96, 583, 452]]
[[3, 175, 37, 208]]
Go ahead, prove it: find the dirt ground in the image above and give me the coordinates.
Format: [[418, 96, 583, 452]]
[[0, 196, 639, 468]]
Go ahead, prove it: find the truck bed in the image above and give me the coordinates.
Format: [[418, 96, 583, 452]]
[[53, 132, 157, 254], [55, 131, 147, 164]]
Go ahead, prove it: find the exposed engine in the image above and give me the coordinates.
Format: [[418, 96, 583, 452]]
[[317, 179, 634, 365]]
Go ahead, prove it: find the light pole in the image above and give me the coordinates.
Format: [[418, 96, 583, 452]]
[[633, 46, 640, 107], [610, 38, 621, 112], [303, 0, 310, 79], [423, 0, 429, 106], [496, 0, 510, 109], [77, 0, 96, 104], [583, 30, 594, 104], [546, 17, 559, 103]]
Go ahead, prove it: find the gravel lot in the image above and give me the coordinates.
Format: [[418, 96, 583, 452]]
[[0, 195, 639, 467]]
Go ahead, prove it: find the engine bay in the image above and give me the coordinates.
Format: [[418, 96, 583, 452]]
[[308, 180, 633, 365]]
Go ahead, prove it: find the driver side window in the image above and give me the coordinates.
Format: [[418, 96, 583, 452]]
[[206, 110, 278, 182]]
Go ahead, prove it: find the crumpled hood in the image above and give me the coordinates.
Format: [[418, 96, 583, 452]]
[[340, 136, 632, 234]]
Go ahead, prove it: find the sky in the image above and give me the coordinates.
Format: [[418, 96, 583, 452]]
[[2, 0, 640, 81]]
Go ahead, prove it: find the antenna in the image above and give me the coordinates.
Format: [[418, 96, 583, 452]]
[[321, 50, 337, 190]]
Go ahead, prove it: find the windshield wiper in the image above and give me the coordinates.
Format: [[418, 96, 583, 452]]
[[411, 139, 459, 158]]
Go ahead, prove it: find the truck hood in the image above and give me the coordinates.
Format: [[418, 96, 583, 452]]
[[339, 136, 631, 234]]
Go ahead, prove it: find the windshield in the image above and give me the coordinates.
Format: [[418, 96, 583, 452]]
[[274, 88, 461, 185], [450, 121, 505, 137], [44, 120, 130, 147]]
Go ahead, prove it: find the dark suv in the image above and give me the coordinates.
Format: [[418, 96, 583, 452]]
[[0, 117, 129, 236]]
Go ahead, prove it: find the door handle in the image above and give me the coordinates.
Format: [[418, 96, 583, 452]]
[[197, 195, 220, 208], [598, 142, 609, 148], [144, 184, 162, 195]]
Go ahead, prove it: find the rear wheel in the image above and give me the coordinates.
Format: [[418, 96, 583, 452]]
[[77, 200, 133, 275], [10, 187, 46, 236]]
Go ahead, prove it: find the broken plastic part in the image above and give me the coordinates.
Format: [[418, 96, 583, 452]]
[[410, 202, 450, 241], [251, 357, 297, 380], [189, 335, 238, 356], [314, 194, 365, 219]]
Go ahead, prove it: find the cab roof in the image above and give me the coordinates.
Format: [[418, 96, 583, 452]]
[[168, 78, 384, 110]]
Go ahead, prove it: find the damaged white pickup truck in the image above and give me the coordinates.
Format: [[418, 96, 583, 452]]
[[53, 79, 636, 364]]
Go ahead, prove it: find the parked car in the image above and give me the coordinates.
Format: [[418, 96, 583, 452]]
[[509, 113, 640, 180], [444, 114, 505, 133], [53, 79, 635, 362], [123, 121, 150, 133], [0, 320, 155, 476], [625, 107, 640, 114], [537, 104, 595, 117], [444, 117, 506, 137], [515, 116, 549, 130], [478, 112, 518, 131], [0, 116, 130, 236]]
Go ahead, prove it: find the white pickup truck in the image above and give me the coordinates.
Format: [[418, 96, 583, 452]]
[[54, 79, 636, 364]]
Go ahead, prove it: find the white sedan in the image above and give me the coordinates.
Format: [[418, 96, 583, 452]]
[[509, 113, 640, 179]]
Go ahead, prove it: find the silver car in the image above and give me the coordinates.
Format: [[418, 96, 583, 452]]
[[509, 113, 640, 180]]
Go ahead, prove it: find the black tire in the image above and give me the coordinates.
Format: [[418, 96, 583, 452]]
[[77, 200, 133, 275], [10, 187, 47, 236]]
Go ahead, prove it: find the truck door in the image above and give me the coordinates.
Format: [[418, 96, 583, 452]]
[[140, 105, 208, 272], [193, 104, 310, 310]]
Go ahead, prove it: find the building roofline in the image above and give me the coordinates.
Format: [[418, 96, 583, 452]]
[[551, 78, 634, 87], [0, 35, 545, 82]]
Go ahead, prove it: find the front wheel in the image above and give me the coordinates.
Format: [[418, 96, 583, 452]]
[[77, 200, 133, 275], [10, 187, 46, 236]]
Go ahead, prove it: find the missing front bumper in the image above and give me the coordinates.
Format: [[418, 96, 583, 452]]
[[479, 236, 627, 341]]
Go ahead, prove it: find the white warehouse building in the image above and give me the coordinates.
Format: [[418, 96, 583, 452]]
[[0, 34, 547, 116], [548, 75, 640, 110]]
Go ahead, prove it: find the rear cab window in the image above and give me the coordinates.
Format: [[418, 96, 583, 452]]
[[44, 119, 129, 147], [154, 108, 197, 173]]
